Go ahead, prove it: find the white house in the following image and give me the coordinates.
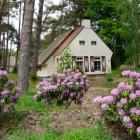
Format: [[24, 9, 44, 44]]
[[37, 19, 113, 77]]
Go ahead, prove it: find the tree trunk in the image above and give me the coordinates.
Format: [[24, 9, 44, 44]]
[[0, 0, 5, 25], [15, 0, 22, 72], [17, 0, 35, 93], [31, 0, 44, 76]]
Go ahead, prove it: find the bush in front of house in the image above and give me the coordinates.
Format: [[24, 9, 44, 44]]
[[106, 73, 113, 81], [93, 70, 140, 138], [57, 48, 72, 73], [34, 69, 89, 106], [0, 70, 20, 115]]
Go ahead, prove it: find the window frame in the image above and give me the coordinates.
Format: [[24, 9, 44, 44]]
[[91, 41, 97, 45], [79, 40, 85, 45]]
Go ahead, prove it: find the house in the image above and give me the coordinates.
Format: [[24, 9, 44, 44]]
[[9, 56, 16, 72], [37, 19, 113, 77]]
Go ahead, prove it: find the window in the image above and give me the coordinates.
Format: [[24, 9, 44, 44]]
[[91, 41, 97, 45], [76, 57, 84, 69], [79, 40, 85, 45], [76, 57, 83, 61], [94, 57, 101, 71], [94, 57, 100, 60]]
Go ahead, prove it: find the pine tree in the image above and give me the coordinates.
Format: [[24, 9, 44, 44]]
[[17, 0, 35, 93]]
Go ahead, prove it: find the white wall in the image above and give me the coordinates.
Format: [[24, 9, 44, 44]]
[[69, 28, 112, 56], [37, 55, 56, 77]]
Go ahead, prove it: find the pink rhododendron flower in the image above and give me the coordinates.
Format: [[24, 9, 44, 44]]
[[137, 127, 140, 133], [93, 96, 102, 104], [126, 122, 133, 128], [0, 99, 5, 105], [123, 116, 131, 123], [0, 70, 8, 77], [3, 108, 9, 113], [135, 90, 140, 97], [120, 98, 127, 105], [117, 102, 123, 108], [101, 104, 108, 109], [136, 110, 140, 115], [136, 81, 140, 89], [118, 82, 126, 89], [129, 93, 136, 100], [118, 109, 125, 116], [8, 80, 14, 84], [111, 88, 120, 96], [130, 108, 137, 115], [1, 89, 10, 95], [122, 70, 131, 77]]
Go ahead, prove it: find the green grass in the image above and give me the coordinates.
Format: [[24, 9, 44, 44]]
[[98, 82, 116, 88], [6, 123, 119, 140], [16, 95, 46, 113], [111, 69, 122, 78]]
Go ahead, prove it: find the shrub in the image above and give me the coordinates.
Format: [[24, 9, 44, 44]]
[[30, 70, 38, 81], [57, 48, 72, 72], [0, 70, 20, 115], [119, 65, 134, 71], [106, 74, 113, 82], [34, 69, 89, 106], [93, 70, 140, 138]]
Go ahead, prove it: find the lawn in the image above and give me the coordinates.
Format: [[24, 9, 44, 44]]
[[6, 123, 119, 140]]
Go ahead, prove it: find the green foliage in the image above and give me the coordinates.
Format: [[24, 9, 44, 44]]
[[30, 71, 38, 82], [57, 48, 72, 72], [106, 74, 113, 82], [120, 0, 140, 67], [76, 65, 84, 74], [85, 0, 126, 67]]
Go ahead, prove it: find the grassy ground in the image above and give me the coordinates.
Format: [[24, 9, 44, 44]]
[[1, 71, 124, 140], [6, 123, 118, 140]]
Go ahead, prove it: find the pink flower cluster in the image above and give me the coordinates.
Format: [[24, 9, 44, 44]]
[[130, 108, 140, 115], [0, 70, 20, 114], [93, 96, 114, 109], [122, 70, 140, 79], [0, 70, 8, 77], [35, 70, 89, 106], [93, 70, 140, 138], [123, 116, 133, 128]]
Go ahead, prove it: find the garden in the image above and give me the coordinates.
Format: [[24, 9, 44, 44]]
[[0, 68, 140, 140]]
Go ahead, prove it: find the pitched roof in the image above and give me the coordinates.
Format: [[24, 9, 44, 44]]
[[55, 27, 83, 55], [38, 27, 83, 65]]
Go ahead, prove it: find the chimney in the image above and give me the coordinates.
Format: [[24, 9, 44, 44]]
[[81, 19, 91, 28]]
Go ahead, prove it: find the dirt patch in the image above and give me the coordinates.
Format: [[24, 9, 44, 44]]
[[88, 76, 107, 87], [22, 111, 45, 133], [39, 87, 110, 131]]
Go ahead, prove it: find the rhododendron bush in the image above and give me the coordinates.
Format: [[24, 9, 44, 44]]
[[34, 70, 89, 106], [93, 70, 140, 138], [0, 70, 20, 115]]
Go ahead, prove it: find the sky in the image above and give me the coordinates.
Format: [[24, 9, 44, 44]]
[[11, 0, 61, 31], [9, 0, 61, 49]]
